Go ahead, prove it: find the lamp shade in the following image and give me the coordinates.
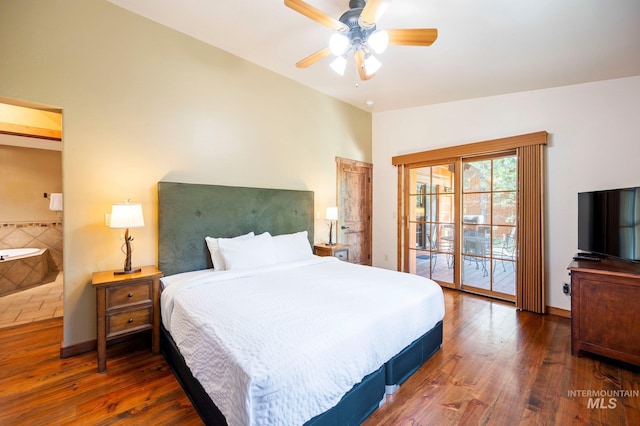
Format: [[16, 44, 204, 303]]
[[326, 206, 338, 221], [330, 56, 348, 76], [329, 33, 350, 56], [364, 54, 382, 76], [110, 203, 144, 229], [368, 30, 389, 54]]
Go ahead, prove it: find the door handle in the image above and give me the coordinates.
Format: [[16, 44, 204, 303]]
[[341, 226, 350, 230]]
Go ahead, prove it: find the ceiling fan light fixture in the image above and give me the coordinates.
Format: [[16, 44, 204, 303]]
[[330, 55, 348, 75], [285, 0, 438, 81], [368, 29, 388, 54], [364, 54, 382, 75], [329, 32, 350, 56]]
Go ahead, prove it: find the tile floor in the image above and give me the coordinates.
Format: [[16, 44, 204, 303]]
[[0, 272, 63, 328]]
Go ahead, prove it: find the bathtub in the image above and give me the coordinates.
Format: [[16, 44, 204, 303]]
[[0, 248, 42, 261], [0, 248, 50, 297]]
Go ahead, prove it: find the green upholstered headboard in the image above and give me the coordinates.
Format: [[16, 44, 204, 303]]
[[158, 182, 314, 277]]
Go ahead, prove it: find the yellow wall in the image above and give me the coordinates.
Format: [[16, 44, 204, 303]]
[[0, 145, 62, 222], [0, 0, 371, 347]]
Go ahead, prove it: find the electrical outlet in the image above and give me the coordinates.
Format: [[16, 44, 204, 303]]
[[563, 282, 570, 295]]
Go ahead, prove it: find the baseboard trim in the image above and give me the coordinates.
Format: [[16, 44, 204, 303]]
[[546, 305, 571, 318], [60, 339, 96, 358]]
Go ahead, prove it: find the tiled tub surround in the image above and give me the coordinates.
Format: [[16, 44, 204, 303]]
[[0, 248, 49, 296], [0, 222, 62, 297]]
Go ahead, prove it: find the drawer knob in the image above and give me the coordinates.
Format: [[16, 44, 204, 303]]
[[128, 318, 134, 323], [128, 293, 134, 298]]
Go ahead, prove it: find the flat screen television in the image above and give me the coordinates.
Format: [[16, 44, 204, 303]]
[[578, 186, 640, 262]]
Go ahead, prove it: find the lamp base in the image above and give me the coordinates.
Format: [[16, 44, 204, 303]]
[[114, 267, 142, 275], [328, 221, 336, 246], [115, 228, 140, 275]]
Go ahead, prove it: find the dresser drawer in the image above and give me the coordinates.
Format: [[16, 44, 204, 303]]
[[107, 282, 151, 310], [107, 308, 153, 338], [334, 249, 348, 261], [314, 244, 350, 261]]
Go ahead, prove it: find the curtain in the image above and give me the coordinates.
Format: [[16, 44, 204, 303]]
[[516, 144, 545, 313]]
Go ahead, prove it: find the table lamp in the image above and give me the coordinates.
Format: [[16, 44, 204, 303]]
[[110, 201, 144, 275]]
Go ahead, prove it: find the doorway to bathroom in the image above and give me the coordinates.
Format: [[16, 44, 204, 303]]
[[0, 98, 63, 328]]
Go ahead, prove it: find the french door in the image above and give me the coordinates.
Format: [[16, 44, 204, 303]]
[[404, 153, 518, 302]]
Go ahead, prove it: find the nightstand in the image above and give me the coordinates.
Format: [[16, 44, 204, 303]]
[[92, 265, 163, 373], [314, 243, 350, 261]]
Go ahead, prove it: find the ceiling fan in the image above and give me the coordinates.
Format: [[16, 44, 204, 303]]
[[284, 0, 438, 80]]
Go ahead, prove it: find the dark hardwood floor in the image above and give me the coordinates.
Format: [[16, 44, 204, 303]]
[[0, 318, 200, 425], [364, 290, 640, 426], [1, 289, 638, 425]]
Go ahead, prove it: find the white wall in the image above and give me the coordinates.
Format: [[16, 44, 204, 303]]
[[372, 75, 640, 311]]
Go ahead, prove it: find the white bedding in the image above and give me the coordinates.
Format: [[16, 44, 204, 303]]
[[161, 256, 444, 426]]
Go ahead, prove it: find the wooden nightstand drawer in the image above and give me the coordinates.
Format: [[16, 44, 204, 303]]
[[107, 282, 151, 310], [107, 308, 153, 338]]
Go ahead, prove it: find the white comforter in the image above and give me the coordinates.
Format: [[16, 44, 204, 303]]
[[161, 256, 444, 426]]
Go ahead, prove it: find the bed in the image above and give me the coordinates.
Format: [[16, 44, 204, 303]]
[[158, 182, 444, 425]]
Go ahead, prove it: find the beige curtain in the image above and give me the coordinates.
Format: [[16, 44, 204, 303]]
[[516, 144, 545, 313]]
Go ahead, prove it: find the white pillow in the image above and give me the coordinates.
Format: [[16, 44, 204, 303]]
[[272, 231, 313, 263], [205, 232, 254, 271], [218, 232, 277, 270]]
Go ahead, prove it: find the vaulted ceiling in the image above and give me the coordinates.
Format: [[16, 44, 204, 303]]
[[108, 0, 640, 112]]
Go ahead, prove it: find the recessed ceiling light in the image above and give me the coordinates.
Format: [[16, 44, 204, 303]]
[[366, 100, 374, 107]]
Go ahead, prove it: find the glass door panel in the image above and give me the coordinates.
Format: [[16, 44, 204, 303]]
[[462, 154, 517, 301], [407, 163, 455, 284]]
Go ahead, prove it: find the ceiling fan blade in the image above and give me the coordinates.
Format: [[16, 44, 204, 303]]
[[387, 28, 438, 46], [296, 47, 332, 68], [359, 0, 392, 28], [355, 50, 374, 81], [284, 0, 348, 31]]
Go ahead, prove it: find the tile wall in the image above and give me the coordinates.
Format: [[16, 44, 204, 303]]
[[0, 222, 63, 271]]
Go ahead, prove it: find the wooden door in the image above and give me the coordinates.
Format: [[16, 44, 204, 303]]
[[336, 157, 372, 265]]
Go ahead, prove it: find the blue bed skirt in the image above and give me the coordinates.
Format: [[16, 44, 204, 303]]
[[161, 320, 443, 425]]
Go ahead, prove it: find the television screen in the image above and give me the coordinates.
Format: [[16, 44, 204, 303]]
[[578, 187, 640, 262]]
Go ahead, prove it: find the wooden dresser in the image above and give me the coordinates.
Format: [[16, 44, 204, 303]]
[[568, 258, 640, 366], [92, 265, 163, 372]]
